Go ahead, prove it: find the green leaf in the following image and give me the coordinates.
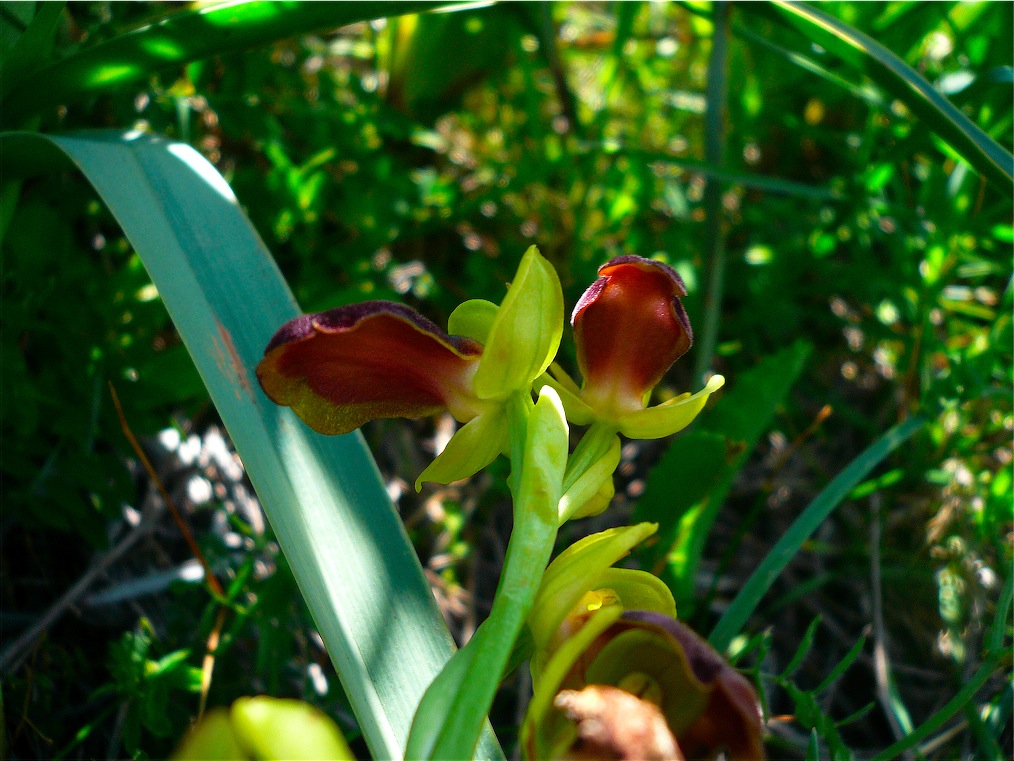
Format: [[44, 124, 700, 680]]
[[780, 617, 823, 679], [709, 416, 924, 652], [0, 130, 503, 761], [740, 1, 1014, 193], [0, 1, 65, 100], [815, 635, 868, 694], [2, 1, 471, 124], [783, 682, 855, 761], [634, 341, 812, 613]]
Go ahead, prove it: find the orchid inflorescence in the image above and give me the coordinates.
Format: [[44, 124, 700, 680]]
[[257, 247, 764, 761]]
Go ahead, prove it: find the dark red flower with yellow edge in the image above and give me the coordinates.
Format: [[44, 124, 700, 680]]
[[543, 256, 723, 439], [256, 301, 487, 436]]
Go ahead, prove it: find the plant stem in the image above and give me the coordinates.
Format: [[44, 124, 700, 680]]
[[692, 0, 730, 386], [408, 390, 567, 760]]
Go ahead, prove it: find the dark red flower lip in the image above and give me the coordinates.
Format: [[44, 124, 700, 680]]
[[619, 611, 722, 684], [256, 301, 485, 436]]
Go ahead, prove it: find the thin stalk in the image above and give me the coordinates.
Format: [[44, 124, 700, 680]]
[[692, 0, 730, 386], [871, 494, 915, 754]]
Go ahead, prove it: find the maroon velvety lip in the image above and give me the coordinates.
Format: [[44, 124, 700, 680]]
[[256, 301, 484, 435], [620, 610, 722, 684], [598, 255, 689, 298]]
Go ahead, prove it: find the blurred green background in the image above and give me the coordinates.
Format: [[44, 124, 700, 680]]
[[1, 2, 1010, 759]]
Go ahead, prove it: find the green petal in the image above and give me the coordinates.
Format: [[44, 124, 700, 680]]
[[598, 568, 677, 619], [448, 298, 499, 344], [172, 709, 246, 761], [528, 523, 658, 652], [558, 434, 621, 523], [473, 246, 564, 400], [616, 374, 724, 439], [230, 697, 355, 761], [415, 410, 508, 489]]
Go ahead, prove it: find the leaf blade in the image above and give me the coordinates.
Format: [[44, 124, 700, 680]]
[[0, 129, 503, 761], [743, 1, 1014, 192]]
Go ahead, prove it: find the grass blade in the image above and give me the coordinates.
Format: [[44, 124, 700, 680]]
[[868, 656, 1002, 761], [0, 1, 65, 100], [741, 1, 1013, 192], [0, 129, 503, 761], [2, 1, 468, 124], [709, 416, 924, 652]]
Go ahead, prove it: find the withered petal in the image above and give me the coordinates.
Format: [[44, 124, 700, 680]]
[[554, 685, 685, 761]]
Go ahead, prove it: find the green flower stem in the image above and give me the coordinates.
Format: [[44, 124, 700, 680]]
[[407, 389, 567, 760]]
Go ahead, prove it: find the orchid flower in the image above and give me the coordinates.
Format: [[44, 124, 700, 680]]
[[542, 255, 725, 440], [257, 245, 563, 487], [256, 247, 739, 760], [523, 525, 765, 761]]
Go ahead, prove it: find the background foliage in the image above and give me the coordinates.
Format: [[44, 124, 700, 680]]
[[2, 2, 1011, 759]]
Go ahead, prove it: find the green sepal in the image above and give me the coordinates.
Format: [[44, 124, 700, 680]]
[[616, 374, 725, 439], [473, 246, 564, 400], [597, 567, 677, 620], [416, 410, 508, 489], [448, 298, 498, 344]]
